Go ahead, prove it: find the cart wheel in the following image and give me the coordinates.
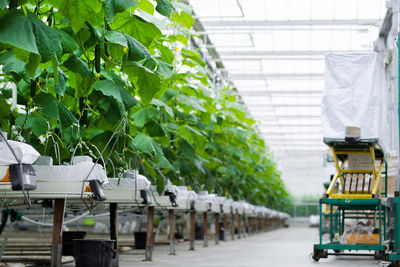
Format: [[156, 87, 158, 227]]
[[311, 252, 320, 262]]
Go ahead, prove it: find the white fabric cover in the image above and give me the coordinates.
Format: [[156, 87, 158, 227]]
[[322, 52, 389, 153], [104, 176, 151, 191], [176, 186, 197, 200], [0, 140, 40, 165], [33, 162, 108, 184]]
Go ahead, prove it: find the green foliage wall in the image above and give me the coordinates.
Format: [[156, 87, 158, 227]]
[[0, 0, 291, 210]]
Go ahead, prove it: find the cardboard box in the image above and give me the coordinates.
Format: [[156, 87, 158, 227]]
[[345, 233, 379, 244]]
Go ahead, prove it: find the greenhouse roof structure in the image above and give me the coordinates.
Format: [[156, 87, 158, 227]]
[[188, 0, 388, 195]]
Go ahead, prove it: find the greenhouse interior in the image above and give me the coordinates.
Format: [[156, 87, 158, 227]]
[[0, 0, 399, 266]]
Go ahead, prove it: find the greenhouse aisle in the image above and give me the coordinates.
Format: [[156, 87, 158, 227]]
[[116, 221, 378, 267]]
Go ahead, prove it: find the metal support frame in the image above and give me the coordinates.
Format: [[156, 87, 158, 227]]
[[189, 211, 195, 250], [169, 209, 176, 255], [51, 199, 65, 267], [145, 206, 154, 261], [203, 212, 208, 247], [110, 203, 119, 267]]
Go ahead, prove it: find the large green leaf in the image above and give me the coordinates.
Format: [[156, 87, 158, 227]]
[[93, 79, 136, 111], [124, 33, 150, 61], [131, 133, 162, 157], [132, 107, 158, 127], [0, 51, 26, 75], [104, 30, 128, 47], [176, 95, 206, 112], [15, 113, 48, 137], [112, 12, 162, 47], [58, 29, 79, 53], [150, 99, 173, 118], [0, 9, 38, 54], [178, 138, 195, 158], [49, 0, 102, 32], [137, 0, 154, 15], [172, 11, 194, 29], [0, 97, 10, 120], [105, 0, 138, 23], [156, 0, 173, 17], [35, 93, 78, 129], [63, 55, 92, 78], [124, 62, 161, 105], [28, 12, 62, 62]]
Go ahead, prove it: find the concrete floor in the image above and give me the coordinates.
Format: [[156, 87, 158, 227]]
[[115, 222, 383, 267]]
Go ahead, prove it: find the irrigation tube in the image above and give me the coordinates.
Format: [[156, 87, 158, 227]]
[[20, 207, 142, 227], [21, 211, 90, 227]]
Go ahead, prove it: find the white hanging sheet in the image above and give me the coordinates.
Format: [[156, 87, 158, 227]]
[[322, 52, 389, 153]]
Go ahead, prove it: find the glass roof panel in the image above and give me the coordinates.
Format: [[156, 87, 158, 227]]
[[188, 0, 387, 196]]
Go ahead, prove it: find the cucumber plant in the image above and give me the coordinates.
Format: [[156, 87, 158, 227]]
[[0, 0, 291, 211]]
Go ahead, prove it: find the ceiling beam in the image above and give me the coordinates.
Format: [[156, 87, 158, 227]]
[[219, 50, 368, 56], [254, 114, 320, 119], [239, 90, 322, 96], [248, 103, 321, 107], [201, 19, 380, 27], [230, 73, 324, 80]]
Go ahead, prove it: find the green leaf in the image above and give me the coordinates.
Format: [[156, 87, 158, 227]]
[[93, 79, 136, 111], [172, 11, 194, 29], [64, 55, 93, 77], [0, 9, 38, 54], [176, 94, 206, 112], [132, 107, 158, 127], [49, 0, 102, 32], [156, 0, 173, 17], [0, 97, 10, 119], [156, 155, 172, 169], [150, 99, 173, 118], [112, 13, 162, 47], [0, 51, 26, 75], [181, 48, 206, 67], [104, 30, 128, 47], [35, 93, 78, 128], [124, 62, 161, 105], [124, 33, 150, 61], [25, 53, 41, 78], [178, 138, 195, 158], [58, 29, 79, 53], [28, 12, 62, 62], [55, 67, 68, 96], [155, 59, 173, 78], [15, 114, 48, 137], [131, 133, 162, 157], [145, 120, 166, 137], [105, 0, 138, 23], [0, 0, 9, 9], [137, 0, 154, 15]]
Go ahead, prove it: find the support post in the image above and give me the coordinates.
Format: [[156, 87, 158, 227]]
[[203, 212, 208, 247], [145, 206, 154, 261], [237, 214, 241, 239], [223, 214, 228, 241], [189, 211, 195, 250], [110, 203, 119, 267], [51, 199, 65, 267], [215, 213, 220, 244], [168, 209, 176, 255], [231, 214, 235, 241]]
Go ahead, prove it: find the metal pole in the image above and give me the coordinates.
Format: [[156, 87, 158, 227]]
[[145, 206, 154, 261], [189, 211, 195, 250], [169, 209, 176, 255], [110, 203, 119, 267], [203, 212, 208, 247]]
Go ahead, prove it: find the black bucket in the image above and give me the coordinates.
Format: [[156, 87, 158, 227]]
[[62, 231, 86, 256], [73, 239, 116, 267], [134, 232, 147, 249]]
